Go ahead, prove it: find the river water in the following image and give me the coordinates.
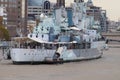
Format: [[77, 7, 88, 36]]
[[0, 47, 120, 80]]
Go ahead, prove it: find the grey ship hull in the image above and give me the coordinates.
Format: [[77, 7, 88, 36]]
[[10, 48, 102, 63]]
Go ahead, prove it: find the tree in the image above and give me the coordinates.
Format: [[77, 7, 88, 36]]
[[0, 16, 10, 41]]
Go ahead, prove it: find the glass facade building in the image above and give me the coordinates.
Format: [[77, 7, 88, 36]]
[[27, 0, 53, 20], [28, 0, 46, 6]]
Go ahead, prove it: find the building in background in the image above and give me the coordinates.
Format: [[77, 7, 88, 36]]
[[27, 0, 54, 20], [86, 0, 108, 32], [74, 0, 84, 3], [107, 20, 119, 32], [100, 10, 108, 32], [0, 7, 7, 27], [56, 0, 65, 8], [0, 0, 27, 37], [1, 0, 54, 37]]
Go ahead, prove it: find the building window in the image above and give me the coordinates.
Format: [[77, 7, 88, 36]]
[[18, 1, 21, 4], [42, 35, 44, 38], [44, 1, 50, 9]]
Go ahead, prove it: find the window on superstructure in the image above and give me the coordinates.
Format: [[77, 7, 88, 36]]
[[86, 42, 91, 49], [82, 42, 86, 49]]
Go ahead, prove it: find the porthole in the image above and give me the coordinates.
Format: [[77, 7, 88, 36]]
[[30, 34, 32, 37], [42, 35, 44, 38], [36, 35, 38, 38]]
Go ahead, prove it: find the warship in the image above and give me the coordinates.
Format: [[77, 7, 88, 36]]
[[3, 0, 107, 63]]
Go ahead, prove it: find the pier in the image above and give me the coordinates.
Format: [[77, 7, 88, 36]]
[[102, 32, 120, 41]]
